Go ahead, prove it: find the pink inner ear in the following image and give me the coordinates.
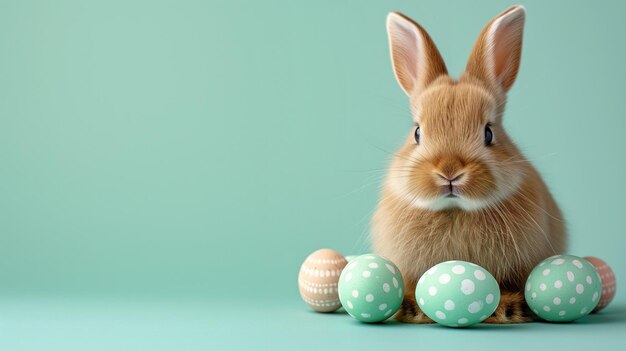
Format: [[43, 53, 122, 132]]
[[493, 21, 515, 82], [390, 23, 419, 92], [489, 9, 524, 92]]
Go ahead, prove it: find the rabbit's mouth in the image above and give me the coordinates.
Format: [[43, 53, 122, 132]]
[[440, 185, 462, 198]]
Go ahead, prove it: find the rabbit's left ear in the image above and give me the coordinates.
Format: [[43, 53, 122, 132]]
[[387, 12, 448, 97], [465, 5, 526, 94]]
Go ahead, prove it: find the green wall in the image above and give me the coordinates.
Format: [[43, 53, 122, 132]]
[[1, 0, 624, 304]]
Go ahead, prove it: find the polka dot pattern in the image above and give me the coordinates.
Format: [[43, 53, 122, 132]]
[[338, 254, 404, 323], [525, 255, 602, 322], [415, 261, 500, 327]]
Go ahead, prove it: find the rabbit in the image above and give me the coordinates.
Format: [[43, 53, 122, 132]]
[[371, 5, 566, 324]]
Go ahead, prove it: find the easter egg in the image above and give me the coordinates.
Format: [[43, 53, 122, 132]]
[[345, 255, 358, 262], [415, 261, 500, 327], [338, 254, 404, 322], [525, 254, 602, 322], [298, 248, 347, 312], [584, 256, 616, 312]]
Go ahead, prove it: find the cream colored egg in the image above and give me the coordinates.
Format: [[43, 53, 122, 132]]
[[298, 248, 347, 312]]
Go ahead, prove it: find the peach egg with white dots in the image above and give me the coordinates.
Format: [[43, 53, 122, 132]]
[[584, 256, 616, 312], [298, 248, 347, 312]]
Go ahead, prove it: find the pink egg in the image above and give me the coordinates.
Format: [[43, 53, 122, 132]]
[[584, 256, 616, 312], [298, 249, 347, 312]]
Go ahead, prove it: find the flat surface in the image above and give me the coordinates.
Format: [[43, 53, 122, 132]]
[[2, 297, 625, 350]]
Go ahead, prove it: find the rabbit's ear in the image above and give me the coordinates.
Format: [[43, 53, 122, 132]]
[[387, 12, 447, 96], [465, 5, 525, 94]]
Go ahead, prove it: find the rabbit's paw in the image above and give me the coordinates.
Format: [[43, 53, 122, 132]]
[[483, 291, 536, 324], [394, 297, 435, 324]]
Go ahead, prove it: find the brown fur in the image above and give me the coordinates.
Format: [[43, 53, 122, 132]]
[[375, 6, 566, 324]]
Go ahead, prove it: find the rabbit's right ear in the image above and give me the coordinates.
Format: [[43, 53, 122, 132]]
[[387, 12, 448, 97]]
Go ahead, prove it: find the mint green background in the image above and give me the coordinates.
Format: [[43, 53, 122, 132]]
[[0, 0, 624, 349]]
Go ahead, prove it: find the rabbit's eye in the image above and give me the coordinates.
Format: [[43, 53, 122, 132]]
[[414, 126, 420, 144], [485, 125, 493, 146]]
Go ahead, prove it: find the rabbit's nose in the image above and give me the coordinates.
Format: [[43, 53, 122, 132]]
[[435, 171, 466, 184], [434, 157, 466, 183]]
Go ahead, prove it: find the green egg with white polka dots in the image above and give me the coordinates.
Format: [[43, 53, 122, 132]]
[[338, 254, 404, 323], [525, 254, 601, 322], [415, 261, 500, 327]]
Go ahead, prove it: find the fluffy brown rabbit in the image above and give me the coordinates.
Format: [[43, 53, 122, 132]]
[[372, 5, 566, 324]]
